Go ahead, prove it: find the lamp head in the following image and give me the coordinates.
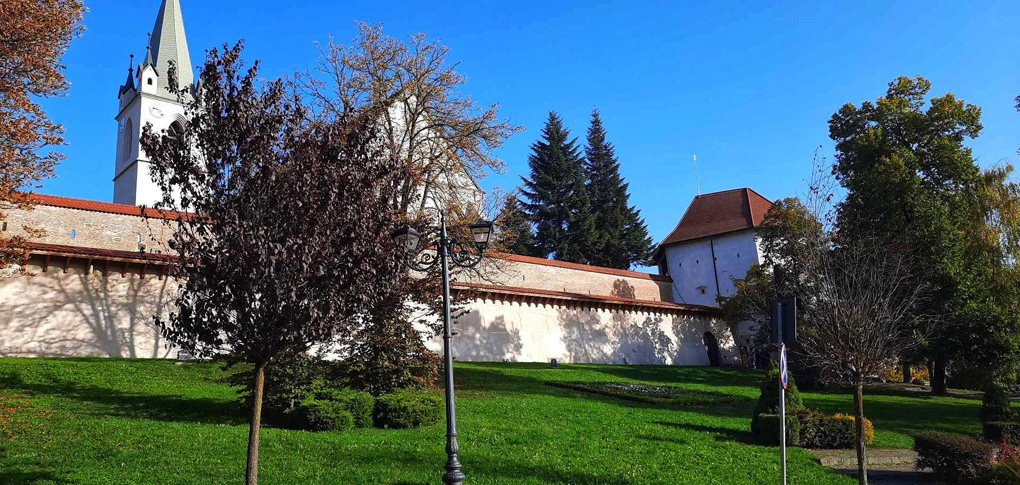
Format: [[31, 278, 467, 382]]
[[469, 220, 494, 250], [390, 226, 421, 253]]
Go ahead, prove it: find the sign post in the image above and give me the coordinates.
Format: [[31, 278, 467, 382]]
[[771, 298, 796, 485], [780, 344, 788, 485]]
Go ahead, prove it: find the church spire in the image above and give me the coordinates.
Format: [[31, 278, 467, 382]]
[[119, 54, 136, 97], [148, 0, 193, 98]]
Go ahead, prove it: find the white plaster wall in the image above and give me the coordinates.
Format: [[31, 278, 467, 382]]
[[0, 257, 178, 358], [433, 299, 739, 366], [662, 229, 761, 307]]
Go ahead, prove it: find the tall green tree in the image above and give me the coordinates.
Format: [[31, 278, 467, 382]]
[[828, 75, 1015, 392], [497, 192, 537, 256], [521, 112, 595, 263], [583, 109, 655, 268]]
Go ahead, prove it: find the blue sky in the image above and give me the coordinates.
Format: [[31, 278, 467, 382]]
[[40, 0, 1020, 254]]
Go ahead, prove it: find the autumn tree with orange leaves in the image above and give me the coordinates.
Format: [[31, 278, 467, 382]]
[[0, 0, 85, 267]]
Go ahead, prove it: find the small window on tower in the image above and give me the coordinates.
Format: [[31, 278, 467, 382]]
[[147, 78, 153, 86]]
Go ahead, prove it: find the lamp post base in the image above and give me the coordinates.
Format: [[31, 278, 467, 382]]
[[443, 456, 465, 485]]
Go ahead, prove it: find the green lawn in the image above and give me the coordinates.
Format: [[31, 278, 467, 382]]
[[0, 358, 985, 484]]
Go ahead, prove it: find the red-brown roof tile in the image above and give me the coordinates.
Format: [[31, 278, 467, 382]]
[[659, 188, 773, 248], [451, 282, 720, 315], [491, 252, 671, 282], [29, 193, 190, 220]]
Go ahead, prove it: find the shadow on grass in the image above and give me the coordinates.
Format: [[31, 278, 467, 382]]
[[0, 470, 71, 485], [0, 372, 245, 425], [456, 364, 758, 419], [654, 420, 755, 444]]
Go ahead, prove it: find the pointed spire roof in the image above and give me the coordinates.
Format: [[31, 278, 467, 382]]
[[119, 55, 136, 97], [148, 0, 193, 99]]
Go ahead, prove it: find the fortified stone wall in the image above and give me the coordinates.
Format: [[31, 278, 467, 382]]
[[0, 255, 177, 358]]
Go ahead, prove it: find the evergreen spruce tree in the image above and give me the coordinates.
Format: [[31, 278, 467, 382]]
[[521, 112, 594, 263], [497, 193, 537, 256], [583, 109, 656, 268]]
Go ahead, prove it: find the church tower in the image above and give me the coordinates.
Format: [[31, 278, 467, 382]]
[[114, 0, 194, 206]]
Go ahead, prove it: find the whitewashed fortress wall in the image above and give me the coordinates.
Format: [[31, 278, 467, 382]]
[[1, 200, 735, 365]]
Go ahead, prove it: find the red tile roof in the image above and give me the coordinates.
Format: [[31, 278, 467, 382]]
[[29, 193, 190, 220], [451, 282, 720, 315], [659, 188, 773, 248], [25, 242, 176, 264], [492, 253, 671, 282]]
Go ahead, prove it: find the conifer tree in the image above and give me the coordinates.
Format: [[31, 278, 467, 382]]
[[521, 112, 594, 263], [583, 109, 656, 268], [497, 192, 537, 256]]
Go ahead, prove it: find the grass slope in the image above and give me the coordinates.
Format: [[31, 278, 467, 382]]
[[0, 358, 985, 484]]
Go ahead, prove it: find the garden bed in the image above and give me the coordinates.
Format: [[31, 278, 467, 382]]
[[545, 380, 744, 407]]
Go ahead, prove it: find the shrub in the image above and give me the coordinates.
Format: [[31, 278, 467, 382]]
[[797, 411, 860, 449], [751, 413, 801, 446], [374, 389, 442, 429], [990, 439, 1020, 485], [914, 431, 995, 484], [302, 397, 355, 432], [229, 353, 330, 426], [982, 383, 1015, 425], [310, 387, 375, 428], [753, 362, 804, 415], [834, 413, 875, 445], [985, 422, 1020, 444]]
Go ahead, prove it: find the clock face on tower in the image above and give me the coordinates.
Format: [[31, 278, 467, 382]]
[[149, 106, 165, 119]]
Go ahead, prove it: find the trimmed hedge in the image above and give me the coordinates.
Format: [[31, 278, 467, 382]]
[[798, 410, 853, 449], [751, 413, 801, 446], [374, 389, 442, 429], [985, 421, 1020, 444], [982, 383, 1015, 425], [302, 398, 355, 432], [914, 431, 995, 484], [310, 387, 375, 428]]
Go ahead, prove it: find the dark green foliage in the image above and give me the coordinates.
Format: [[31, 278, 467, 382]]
[[302, 397, 355, 432], [309, 387, 375, 428], [753, 363, 804, 416], [544, 381, 743, 407], [797, 410, 857, 449], [582, 109, 655, 269], [981, 383, 1015, 425], [984, 421, 1020, 444], [498, 193, 538, 256], [374, 389, 442, 429], [751, 413, 801, 446], [520, 112, 595, 263], [229, 353, 328, 424], [914, 431, 995, 484]]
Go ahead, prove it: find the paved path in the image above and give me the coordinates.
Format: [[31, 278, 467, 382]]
[[809, 449, 934, 485]]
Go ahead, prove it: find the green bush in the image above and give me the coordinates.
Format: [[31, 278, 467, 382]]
[[798, 410, 857, 449], [751, 413, 801, 446], [302, 397, 355, 432], [374, 389, 442, 429], [982, 383, 1014, 425], [753, 362, 804, 416], [230, 354, 329, 423], [914, 431, 995, 484], [985, 422, 1020, 444], [310, 387, 375, 428]]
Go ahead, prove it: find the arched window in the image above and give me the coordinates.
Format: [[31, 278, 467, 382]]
[[121, 119, 134, 161], [147, 78, 153, 86], [168, 119, 184, 140]]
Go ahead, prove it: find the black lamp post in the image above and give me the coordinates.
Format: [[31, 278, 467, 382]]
[[392, 213, 493, 485]]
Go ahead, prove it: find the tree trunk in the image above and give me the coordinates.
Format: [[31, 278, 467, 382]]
[[854, 380, 869, 485], [901, 362, 912, 383], [931, 357, 948, 395], [246, 364, 266, 485]]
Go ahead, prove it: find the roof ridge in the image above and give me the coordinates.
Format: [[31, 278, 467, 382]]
[[28, 193, 189, 220]]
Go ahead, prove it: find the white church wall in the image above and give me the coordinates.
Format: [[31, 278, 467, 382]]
[[0, 256, 177, 358]]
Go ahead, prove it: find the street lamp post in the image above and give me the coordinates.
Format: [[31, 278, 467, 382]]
[[392, 213, 493, 485]]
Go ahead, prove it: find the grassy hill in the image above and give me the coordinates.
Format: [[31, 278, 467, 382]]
[[0, 358, 985, 484]]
